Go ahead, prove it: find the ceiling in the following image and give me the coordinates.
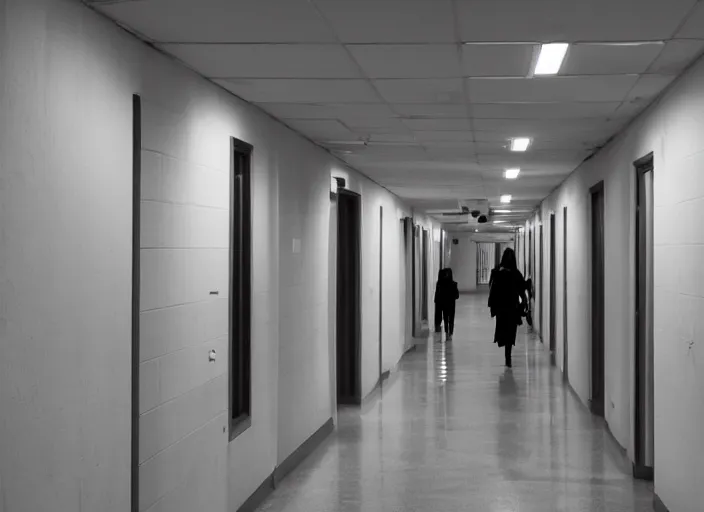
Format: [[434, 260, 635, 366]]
[[94, 0, 704, 230]]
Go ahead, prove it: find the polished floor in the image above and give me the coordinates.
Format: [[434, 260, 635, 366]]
[[258, 293, 656, 512]]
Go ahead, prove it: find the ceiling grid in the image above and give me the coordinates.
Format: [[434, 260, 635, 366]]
[[95, 0, 704, 229]]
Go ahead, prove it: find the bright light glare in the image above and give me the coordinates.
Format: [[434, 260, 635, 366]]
[[535, 43, 569, 75], [505, 168, 521, 179], [494, 209, 512, 213], [511, 138, 531, 152], [494, 220, 507, 224], [500, 195, 512, 204]]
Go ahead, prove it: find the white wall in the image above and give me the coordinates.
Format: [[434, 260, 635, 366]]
[[536, 47, 704, 512], [448, 234, 477, 292], [0, 1, 440, 511], [0, 1, 135, 510]]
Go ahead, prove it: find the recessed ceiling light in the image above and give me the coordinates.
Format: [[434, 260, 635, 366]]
[[534, 43, 569, 76], [505, 168, 521, 179], [510, 138, 531, 152], [500, 195, 512, 204]]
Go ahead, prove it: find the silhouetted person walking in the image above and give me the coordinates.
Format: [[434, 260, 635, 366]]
[[434, 268, 459, 341], [488, 249, 527, 368]]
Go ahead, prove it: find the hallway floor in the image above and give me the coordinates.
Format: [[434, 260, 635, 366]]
[[258, 293, 655, 512]]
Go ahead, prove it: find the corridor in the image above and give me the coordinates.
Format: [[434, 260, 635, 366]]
[[257, 293, 654, 512]]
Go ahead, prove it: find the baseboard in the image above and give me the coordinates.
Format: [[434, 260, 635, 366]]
[[236, 473, 274, 512], [273, 417, 334, 487], [653, 494, 670, 512], [633, 463, 654, 481], [237, 418, 334, 511], [561, 370, 634, 475]]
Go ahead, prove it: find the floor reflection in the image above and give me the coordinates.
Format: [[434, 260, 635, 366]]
[[258, 293, 656, 512]]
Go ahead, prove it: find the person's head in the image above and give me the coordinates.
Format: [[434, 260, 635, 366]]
[[438, 269, 446, 281], [444, 268, 453, 281], [500, 248, 517, 271]]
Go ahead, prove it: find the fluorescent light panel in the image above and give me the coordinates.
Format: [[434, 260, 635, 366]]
[[504, 168, 521, 179], [493, 209, 512, 213], [494, 220, 507, 224], [500, 195, 512, 204], [534, 43, 569, 75], [510, 138, 531, 152]]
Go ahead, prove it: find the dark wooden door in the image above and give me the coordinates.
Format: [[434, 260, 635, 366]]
[[635, 155, 655, 479], [337, 191, 362, 405], [550, 213, 556, 363], [590, 183, 605, 417], [563, 207, 569, 379]]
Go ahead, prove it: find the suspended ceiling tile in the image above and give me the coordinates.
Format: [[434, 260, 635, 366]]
[[314, 0, 456, 43], [461, 44, 536, 77], [413, 131, 474, 142], [215, 79, 380, 103], [391, 104, 467, 118], [284, 119, 358, 140], [367, 133, 418, 143], [455, 0, 697, 42], [561, 43, 664, 76], [257, 103, 396, 119], [625, 74, 677, 103], [473, 117, 611, 133], [403, 118, 472, 131], [347, 45, 462, 79], [340, 116, 407, 130], [98, 0, 337, 43], [474, 129, 612, 147], [467, 75, 640, 103], [160, 44, 363, 78], [647, 40, 704, 75], [470, 102, 621, 119], [375, 79, 465, 104], [675, 1, 704, 39]]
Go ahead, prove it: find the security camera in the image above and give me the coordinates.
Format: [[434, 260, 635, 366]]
[[478, 215, 488, 224], [471, 210, 480, 218]]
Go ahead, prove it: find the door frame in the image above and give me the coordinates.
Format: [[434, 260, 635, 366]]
[[590, 181, 606, 417], [634, 152, 655, 480]]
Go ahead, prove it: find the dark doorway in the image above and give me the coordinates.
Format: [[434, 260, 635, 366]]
[[539, 222, 544, 340], [563, 207, 569, 380], [379, 206, 384, 382], [421, 229, 429, 323], [529, 227, 533, 278], [403, 218, 413, 345], [131, 94, 141, 512], [412, 225, 420, 336], [336, 191, 362, 405], [439, 230, 445, 269], [230, 138, 253, 437], [590, 182, 605, 417], [549, 213, 556, 364], [634, 153, 654, 480]]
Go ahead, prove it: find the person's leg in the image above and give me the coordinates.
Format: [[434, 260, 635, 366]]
[[505, 343, 513, 368], [443, 307, 451, 339], [434, 303, 443, 332], [448, 303, 456, 336]]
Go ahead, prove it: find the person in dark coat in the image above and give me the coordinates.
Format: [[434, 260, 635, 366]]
[[434, 268, 460, 341], [488, 249, 527, 368]]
